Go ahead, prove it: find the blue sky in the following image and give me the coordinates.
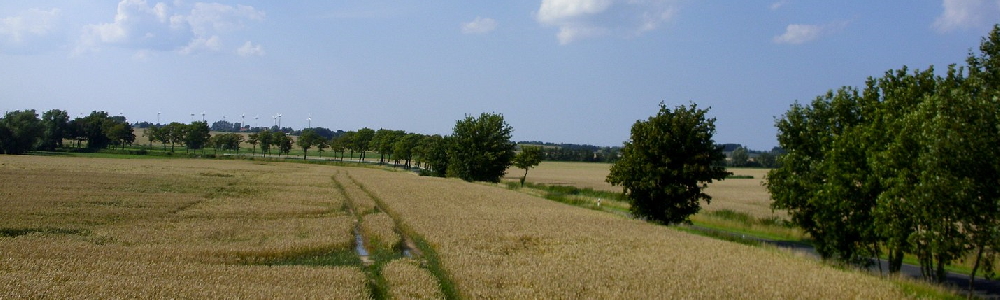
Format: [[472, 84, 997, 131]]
[[1, 1, 997, 149]]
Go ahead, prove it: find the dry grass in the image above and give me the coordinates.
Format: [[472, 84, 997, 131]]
[[382, 259, 444, 300], [349, 167, 909, 299], [507, 162, 784, 219], [0, 155, 367, 298]]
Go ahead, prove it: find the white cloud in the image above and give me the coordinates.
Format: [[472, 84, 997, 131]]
[[179, 35, 221, 54], [461, 17, 497, 34], [78, 0, 264, 55], [237, 40, 264, 57], [769, 1, 790, 10], [773, 24, 821, 44], [0, 8, 60, 43], [773, 21, 848, 45], [932, 0, 1000, 33], [535, 0, 677, 45]]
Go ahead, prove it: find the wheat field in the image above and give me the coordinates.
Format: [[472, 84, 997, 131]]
[[507, 162, 783, 219], [0, 155, 368, 298], [2, 156, 942, 298], [350, 167, 910, 299]]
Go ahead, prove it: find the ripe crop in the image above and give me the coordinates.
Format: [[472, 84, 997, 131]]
[[349, 167, 908, 299], [0, 156, 366, 298]]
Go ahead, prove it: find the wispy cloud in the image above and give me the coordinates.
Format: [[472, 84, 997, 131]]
[[77, 0, 264, 56], [773, 21, 848, 45], [0, 8, 60, 43], [769, 1, 790, 11], [932, 0, 1000, 33], [0, 8, 62, 53], [535, 0, 677, 45], [462, 17, 497, 34], [237, 40, 264, 57]]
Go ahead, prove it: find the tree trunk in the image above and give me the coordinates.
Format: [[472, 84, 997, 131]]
[[935, 254, 947, 283], [970, 245, 984, 298], [889, 247, 904, 274]]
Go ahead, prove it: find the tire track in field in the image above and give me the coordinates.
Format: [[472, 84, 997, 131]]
[[341, 171, 454, 300], [333, 171, 448, 299]]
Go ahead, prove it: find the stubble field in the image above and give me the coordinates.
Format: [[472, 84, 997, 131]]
[[1, 156, 932, 298]]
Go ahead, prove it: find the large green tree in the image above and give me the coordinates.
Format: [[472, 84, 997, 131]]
[[420, 134, 449, 176], [39, 109, 70, 150], [606, 102, 730, 225], [446, 112, 516, 182], [184, 121, 211, 152], [77, 111, 115, 149], [0, 110, 43, 154]]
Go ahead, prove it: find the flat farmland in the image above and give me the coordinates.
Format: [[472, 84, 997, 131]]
[[348, 167, 915, 298], [0, 156, 367, 298], [507, 162, 782, 219], [1, 156, 940, 298]]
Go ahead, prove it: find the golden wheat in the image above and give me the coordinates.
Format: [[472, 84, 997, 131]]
[[334, 172, 379, 215], [507, 162, 784, 219], [361, 212, 399, 250], [348, 167, 907, 299], [382, 258, 444, 300], [0, 156, 367, 298]]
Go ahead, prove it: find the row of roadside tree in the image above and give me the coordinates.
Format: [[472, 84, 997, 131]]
[[1, 109, 539, 184], [767, 25, 1000, 291]]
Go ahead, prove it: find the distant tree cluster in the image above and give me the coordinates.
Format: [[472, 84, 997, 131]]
[[767, 25, 1000, 290], [145, 121, 212, 153], [246, 130, 293, 157], [516, 141, 620, 162], [726, 146, 783, 168], [0, 109, 134, 154]]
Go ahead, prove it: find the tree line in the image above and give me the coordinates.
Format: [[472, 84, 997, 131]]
[[515, 141, 621, 163], [767, 25, 1000, 290], [727, 146, 783, 168], [0, 110, 135, 154], [1, 107, 535, 185]]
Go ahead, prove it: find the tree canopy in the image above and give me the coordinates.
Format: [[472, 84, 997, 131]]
[[446, 112, 516, 182], [606, 102, 730, 225], [766, 25, 1000, 290], [513, 146, 543, 187]]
